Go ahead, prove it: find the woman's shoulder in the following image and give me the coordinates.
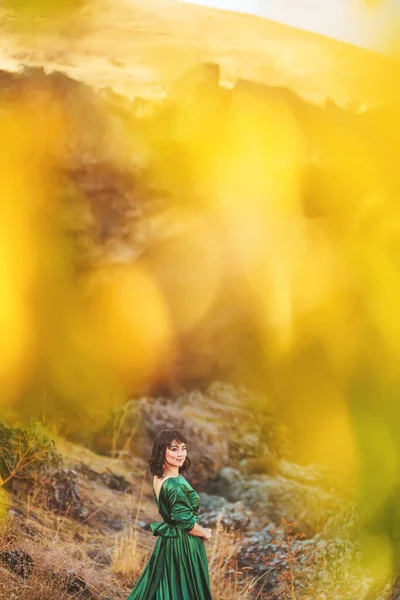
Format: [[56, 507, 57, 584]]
[[163, 474, 185, 487], [160, 475, 190, 493]]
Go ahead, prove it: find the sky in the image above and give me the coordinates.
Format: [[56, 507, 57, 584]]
[[179, 0, 400, 51]]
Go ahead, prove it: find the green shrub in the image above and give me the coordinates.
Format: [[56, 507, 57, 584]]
[[0, 421, 61, 489]]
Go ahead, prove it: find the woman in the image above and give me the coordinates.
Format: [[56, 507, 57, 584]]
[[127, 429, 213, 600]]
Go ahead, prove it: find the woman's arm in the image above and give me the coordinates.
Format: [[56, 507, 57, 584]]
[[166, 483, 211, 539], [188, 522, 212, 540]]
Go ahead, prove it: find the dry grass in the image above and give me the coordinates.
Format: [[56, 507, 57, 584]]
[[0, 466, 302, 600], [0, 436, 365, 600], [111, 472, 151, 582], [0, 437, 266, 600], [0, 454, 145, 599], [111, 524, 151, 582], [8, 561, 72, 600], [0, 522, 96, 600], [207, 516, 267, 600]]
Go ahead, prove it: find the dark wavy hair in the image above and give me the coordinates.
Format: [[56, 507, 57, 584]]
[[148, 429, 191, 478]]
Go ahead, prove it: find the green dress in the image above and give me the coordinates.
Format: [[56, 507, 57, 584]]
[[127, 474, 213, 600]]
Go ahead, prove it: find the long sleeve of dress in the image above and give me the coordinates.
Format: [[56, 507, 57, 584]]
[[166, 483, 197, 533]]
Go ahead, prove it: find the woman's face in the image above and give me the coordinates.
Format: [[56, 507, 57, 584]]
[[164, 439, 187, 469]]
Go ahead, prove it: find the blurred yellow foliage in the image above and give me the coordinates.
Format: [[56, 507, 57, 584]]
[[5, 0, 84, 17], [0, 99, 62, 400], [0, 1, 400, 591], [87, 263, 172, 382]]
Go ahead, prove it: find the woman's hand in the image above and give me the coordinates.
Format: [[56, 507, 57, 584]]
[[202, 527, 212, 541]]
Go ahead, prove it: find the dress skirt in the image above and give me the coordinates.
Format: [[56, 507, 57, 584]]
[[127, 527, 212, 600], [126, 474, 213, 600]]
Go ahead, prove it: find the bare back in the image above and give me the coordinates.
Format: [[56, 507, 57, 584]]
[[153, 475, 178, 503]]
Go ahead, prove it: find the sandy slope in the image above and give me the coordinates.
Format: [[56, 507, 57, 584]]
[[0, 0, 399, 105]]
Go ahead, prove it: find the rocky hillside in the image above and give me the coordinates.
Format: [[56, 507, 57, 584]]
[[1, 0, 399, 106], [0, 385, 370, 600]]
